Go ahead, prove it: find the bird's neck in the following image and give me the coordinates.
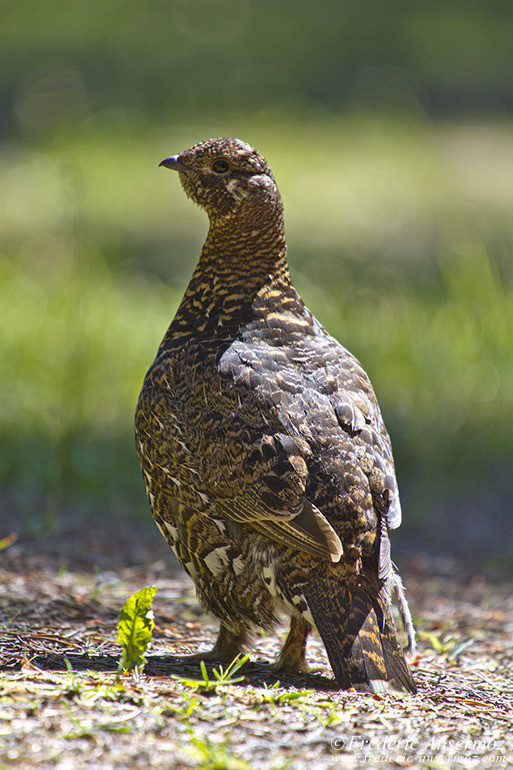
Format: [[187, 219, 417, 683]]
[[170, 214, 293, 335], [201, 212, 289, 283]]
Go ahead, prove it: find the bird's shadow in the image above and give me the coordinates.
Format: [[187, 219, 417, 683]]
[[9, 652, 340, 691]]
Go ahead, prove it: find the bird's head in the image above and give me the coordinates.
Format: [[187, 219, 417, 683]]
[[159, 138, 282, 224]]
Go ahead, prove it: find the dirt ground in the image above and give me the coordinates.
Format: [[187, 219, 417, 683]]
[[1, 513, 512, 769]]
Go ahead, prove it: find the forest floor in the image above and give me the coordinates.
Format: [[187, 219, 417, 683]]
[[1, 513, 512, 769]]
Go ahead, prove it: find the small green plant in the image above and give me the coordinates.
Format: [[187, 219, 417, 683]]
[[417, 621, 473, 660], [117, 586, 157, 676], [164, 693, 200, 720], [0, 533, 18, 551], [62, 657, 81, 700], [186, 731, 252, 770], [174, 654, 249, 691], [259, 681, 339, 724], [260, 681, 314, 705]]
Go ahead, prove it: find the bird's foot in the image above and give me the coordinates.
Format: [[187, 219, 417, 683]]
[[273, 654, 311, 675], [187, 623, 250, 665], [273, 615, 312, 675]]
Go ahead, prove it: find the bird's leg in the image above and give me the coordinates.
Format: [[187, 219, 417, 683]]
[[210, 623, 249, 662], [188, 623, 250, 664], [273, 615, 311, 674]]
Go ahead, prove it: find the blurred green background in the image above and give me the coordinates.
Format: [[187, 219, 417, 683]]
[[1, 1, 512, 563]]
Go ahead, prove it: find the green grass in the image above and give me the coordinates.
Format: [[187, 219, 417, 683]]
[[1, 114, 512, 524]]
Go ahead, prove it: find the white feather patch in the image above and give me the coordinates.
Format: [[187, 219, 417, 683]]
[[262, 565, 277, 596], [232, 556, 245, 575], [162, 520, 179, 541], [203, 547, 229, 576]]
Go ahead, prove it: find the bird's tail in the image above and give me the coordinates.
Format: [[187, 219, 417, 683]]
[[302, 573, 416, 693]]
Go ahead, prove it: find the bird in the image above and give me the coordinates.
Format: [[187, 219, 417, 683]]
[[135, 137, 416, 693]]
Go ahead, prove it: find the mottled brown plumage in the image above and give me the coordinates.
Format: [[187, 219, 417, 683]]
[[135, 137, 416, 692]]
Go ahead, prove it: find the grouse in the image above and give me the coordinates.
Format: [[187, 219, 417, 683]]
[[135, 137, 416, 692]]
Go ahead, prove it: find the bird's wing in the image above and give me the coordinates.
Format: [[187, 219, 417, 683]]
[[217, 496, 342, 562], [330, 381, 402, 529], [297, 322, 401, 525], [240, 316, 401, 580], [315, 331, 401, 579], [216, 332, 401, 572], [143, 344, 342, 563], [204, 422, 342, 563]]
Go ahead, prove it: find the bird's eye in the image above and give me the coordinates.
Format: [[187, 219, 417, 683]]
[[211, 159, 230, 174]]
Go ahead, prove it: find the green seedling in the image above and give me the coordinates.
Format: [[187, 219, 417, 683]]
[[417, 621, 474, 660], [174, 653, 249, 691], [117, 586, 157, 676]]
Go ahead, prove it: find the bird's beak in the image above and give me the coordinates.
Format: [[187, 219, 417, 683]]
[[159, 155, 186, 171]]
